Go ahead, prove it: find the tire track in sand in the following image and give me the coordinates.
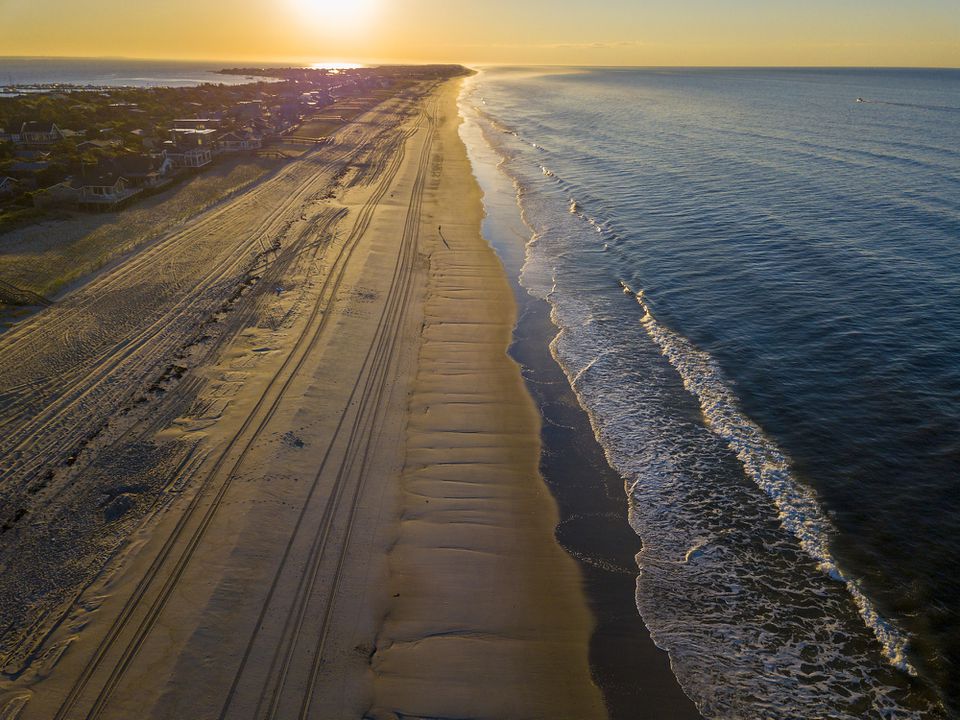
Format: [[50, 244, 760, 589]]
[[47, 114, 422, 720], [216, 102, 437, 720]]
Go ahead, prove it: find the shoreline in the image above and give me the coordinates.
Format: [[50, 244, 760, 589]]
[[370, 78, 605, 718], [455, 66, 955, 719], [0, 76, 607, 718], [0, 72, 703, 719], [512, 294, 704, 720], [456, 76, 704, 718]]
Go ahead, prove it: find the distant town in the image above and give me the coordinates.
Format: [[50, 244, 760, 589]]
[[0, 65, 465, 229]]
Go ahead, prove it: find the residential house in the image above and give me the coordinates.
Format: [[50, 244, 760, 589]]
[[217, 129, 262, 153], [232, 101, 265, 121], [6, 161, 51, 189], [166, 146, 212, 168], [32, 181, 79, 209], [70, 165, 140, 210], [19, 122, 65, 146], [0, 176, 21, 199], [112, 153, 172, 189], [170, 128, 218, 147], [77, 138, 122, 153], [166, 146, 208, 168], [167, 126, 216, 168]]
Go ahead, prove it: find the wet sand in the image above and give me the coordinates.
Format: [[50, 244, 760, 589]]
[[512, 297, 704, 720]]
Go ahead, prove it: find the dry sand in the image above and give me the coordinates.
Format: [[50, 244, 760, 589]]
[[0, 154, 281, 300], [369, 83, 605, 719], [0, 78, 605, 719]]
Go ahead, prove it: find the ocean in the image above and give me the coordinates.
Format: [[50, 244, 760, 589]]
[[0, 57, 276, 88], [459, 67, 960, 719]]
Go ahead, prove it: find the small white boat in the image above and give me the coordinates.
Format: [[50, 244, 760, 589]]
[[856, 97, 865, 103]]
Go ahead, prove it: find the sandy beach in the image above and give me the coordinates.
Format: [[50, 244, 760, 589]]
[[370, 82, 604, 719], [0, 77, 606, 718], [6, 0, 959, 713]]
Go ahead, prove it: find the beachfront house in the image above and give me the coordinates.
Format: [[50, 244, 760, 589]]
[[70, 165, 141, 210], [112, 153, 173, 189], [31, 181, 79, 209], [216, 129, 262, 153], [170, 128, 218, 146], [167, 145, 213, 168], [166, 127, 216, 168], [19, 121, 65, 146]]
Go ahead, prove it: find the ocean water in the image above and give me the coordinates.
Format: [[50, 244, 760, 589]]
[[0, 57, 277, 88], [460, 67, 960, 719]]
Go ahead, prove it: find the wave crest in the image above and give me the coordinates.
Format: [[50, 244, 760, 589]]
[[635, 292, 916, 674]]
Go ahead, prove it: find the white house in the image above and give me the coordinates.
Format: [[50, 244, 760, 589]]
[[167, 147, 212, 168], [19, 122, 65, 146]]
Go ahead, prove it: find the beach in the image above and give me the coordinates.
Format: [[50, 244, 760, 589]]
[[0, 76, 615, 718], [3, 61, 946, 720]]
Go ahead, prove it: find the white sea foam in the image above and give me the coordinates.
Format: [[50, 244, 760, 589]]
[[562, 184, 916, 673], [633, 289, 916, 675]]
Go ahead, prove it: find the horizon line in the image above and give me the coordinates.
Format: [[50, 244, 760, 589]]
[[0, 55, 958, 71]]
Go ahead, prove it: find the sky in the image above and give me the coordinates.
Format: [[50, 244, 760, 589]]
[[1, 0, 958, 67]]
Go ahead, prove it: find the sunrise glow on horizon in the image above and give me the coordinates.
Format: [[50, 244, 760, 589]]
[[1, 0, 958, 68]]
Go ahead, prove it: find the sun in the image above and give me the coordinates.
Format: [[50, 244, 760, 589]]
[[293, 0, 377, 31]]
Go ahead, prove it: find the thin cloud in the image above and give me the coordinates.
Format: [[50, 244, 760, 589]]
[[458, 40, 646, 51]]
